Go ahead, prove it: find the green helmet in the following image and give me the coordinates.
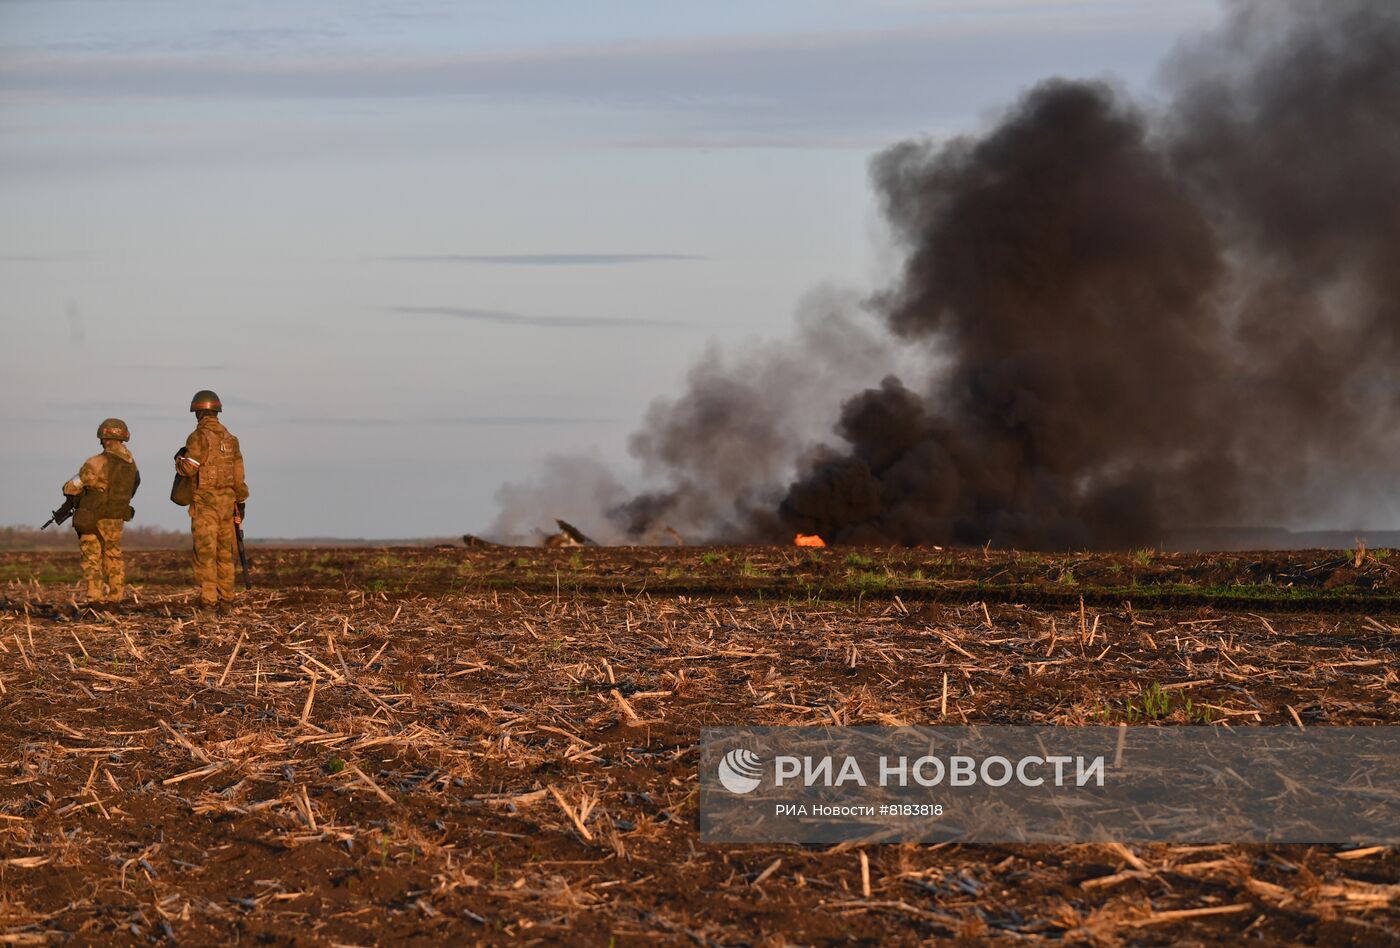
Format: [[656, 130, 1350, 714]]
[[190, 389, 222, 413], [97, 418, 130, 441]]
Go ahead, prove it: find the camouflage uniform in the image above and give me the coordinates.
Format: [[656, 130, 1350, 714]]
[[64, 440, 140, 602], [178, 412, 249, 608]]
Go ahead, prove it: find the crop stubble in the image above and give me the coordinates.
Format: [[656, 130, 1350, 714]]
[[1, 547, 1398, 945]]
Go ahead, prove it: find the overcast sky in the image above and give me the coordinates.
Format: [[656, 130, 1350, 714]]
[[0, 0, 1221, 537]]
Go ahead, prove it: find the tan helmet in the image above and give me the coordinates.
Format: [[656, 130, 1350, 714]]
[[190, 389, 222, 413], [97, 418, 130, 441]]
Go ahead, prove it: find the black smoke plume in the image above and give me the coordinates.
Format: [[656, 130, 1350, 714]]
[[496, 0, 1400, 549]]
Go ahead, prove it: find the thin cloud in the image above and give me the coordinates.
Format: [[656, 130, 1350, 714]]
[[0, 19, 1183, 114], [119, 363, 232, 372], [0, 9, 1214, 160], [379, 253, 704, 265], [286, 415, 612, 427], [388, 305, 687, 329]]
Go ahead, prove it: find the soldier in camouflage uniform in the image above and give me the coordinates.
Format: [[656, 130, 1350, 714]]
[[175, 390, 249, 615], [63, 418, 141, 605]]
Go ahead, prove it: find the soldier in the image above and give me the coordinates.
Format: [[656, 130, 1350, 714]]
[[63, 418, 140, 606], [175, 390, 249, 615]]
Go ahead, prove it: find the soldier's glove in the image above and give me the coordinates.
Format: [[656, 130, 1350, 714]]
[[235, 502, 246, 525]]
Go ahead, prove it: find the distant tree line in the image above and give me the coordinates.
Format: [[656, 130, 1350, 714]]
[[0, 526, 192, 552]]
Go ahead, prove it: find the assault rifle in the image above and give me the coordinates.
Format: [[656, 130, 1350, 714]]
[[236, 503, 251, 589], [40, 495, 78, 530]]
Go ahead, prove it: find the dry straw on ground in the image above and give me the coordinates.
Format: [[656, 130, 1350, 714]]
[[0, 547, 1397, 944]]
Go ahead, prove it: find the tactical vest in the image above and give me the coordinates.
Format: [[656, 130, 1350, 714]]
[[193, 425, 240, 490], [72, 453, 139, 534]]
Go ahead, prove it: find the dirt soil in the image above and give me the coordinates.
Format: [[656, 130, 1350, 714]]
[[2, 547, 1398, 945]]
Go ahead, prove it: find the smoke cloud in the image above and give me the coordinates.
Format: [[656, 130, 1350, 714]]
[[496, 0, 1400, 549]]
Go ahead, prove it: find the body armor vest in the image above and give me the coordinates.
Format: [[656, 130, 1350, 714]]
[[73, 452, 139, 534], [193, 424, 239, 490]]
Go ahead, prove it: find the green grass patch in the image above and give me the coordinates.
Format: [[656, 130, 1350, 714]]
[[1092, 682, 1217, 724], [0, 564, 82, 583]]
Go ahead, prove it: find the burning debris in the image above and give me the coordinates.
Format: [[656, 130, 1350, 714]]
[[794, 534, 826, 548], [543, 518, 596, 548], [466, 520, 601, 549]]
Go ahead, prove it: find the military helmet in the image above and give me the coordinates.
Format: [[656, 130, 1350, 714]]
[[190, 389, 222, 413], [97, 418, 130, 441]]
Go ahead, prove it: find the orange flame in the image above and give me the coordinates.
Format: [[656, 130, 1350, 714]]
[[794, 533, 826, 548]]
